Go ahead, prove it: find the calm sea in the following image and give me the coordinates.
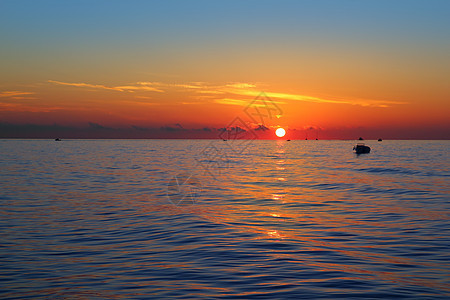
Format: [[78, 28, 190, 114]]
[[0, 139, 449, 299]]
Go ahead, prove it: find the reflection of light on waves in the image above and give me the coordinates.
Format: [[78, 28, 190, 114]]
[[155, 142, 445, 292], [144, 199, 444, 292], [267, 230, 283, 239], [196, 206, 442, 291], [276, 159, 285, 170], [274, 141, 287, 203], [272, 194, 284, 201]]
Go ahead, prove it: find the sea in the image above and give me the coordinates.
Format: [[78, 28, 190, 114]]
[[0, 139, 449, 299]]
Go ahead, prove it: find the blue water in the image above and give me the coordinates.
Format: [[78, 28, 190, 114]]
[[0, 139, 449, 299]]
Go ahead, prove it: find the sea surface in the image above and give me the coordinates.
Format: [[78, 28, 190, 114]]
[[0, 139, 449, 299]]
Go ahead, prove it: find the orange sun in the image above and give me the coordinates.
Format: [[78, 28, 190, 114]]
[[275, 127, 286, 137]]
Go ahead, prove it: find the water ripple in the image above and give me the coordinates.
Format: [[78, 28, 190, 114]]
[[0, 140, 449, 299]]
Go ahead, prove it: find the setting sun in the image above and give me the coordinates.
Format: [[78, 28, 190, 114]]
[[275, 128, 286, 138]]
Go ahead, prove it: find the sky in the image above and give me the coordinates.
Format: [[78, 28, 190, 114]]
[[1, 0, 449, 139]]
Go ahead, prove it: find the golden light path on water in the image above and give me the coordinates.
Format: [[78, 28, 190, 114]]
[[154, 140, 450, 296]]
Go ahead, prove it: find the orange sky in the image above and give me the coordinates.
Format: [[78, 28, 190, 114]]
[[1, 1, 449, 139]]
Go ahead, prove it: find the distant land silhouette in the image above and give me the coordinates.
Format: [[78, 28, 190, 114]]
[[0, 122, 448, 140]]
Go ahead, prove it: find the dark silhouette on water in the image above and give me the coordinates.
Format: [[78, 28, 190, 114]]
[[378, 138, 383, 141], [358, 137, 364, 140], [353, 143, 370, 154], [55, 138, 61, 141]]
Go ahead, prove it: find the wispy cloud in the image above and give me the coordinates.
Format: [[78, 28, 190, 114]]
[[216, 98, 285, 107], [0, 91, 35, 99], [47, 79, 406, 108], [137, 81, 207, 89], [197, 90, 225, 94], [225, 83, 257, 89], [48, 80, 209, 93], [48, 80, 164, 92], [217, 86, 407, 108], [174, 82, 406, 108]]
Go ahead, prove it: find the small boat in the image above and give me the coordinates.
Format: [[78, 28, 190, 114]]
[[358, 137, 364, 140], [222, 139, 227, 141], [55, 138, 61, 141], [378, 138, 382, 141], [353, 143, 370, 154], [286, 139, 291, 141]]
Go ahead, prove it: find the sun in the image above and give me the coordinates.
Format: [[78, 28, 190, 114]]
[[275, 127, 286, 138]]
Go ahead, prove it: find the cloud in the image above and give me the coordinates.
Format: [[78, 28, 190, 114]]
[[48, 80, 164, 92], [170, 83, 203, 89], [48, 80, 210, 93], [225, 83, 257, 89], [160, 126, 184, 132], [215, 97, 285, 107], [303, 125, 323, 130], [220, 86, 407, 108], [214, 98, 251, 106], [137, 81, 207, 89], [197, 90, 225, 94], [188, 82, 405, 108], [131, 125, 148, 131], [88, 122, 111, 130], [114, 85, 164, 92], [47, 79, 406, 108], [254, 124, 269, 131], [0, 91, 35, 99]]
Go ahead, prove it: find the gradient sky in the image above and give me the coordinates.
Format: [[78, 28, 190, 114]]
[[1, 0, 449, 139]]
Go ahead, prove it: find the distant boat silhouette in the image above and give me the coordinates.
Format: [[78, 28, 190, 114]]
[[358, 137, 364, 140], [222, 139, 227, 141], [353, 143, 370, 154], [286, 139, 291, 141], [55, 138, 61, 141], [378, 138, 382, 141]]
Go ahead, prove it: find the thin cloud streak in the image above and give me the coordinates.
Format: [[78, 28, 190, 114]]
[[48, 80, 164, 92], [216, 98, 286, 107], [222, 88, 407, 108], [137, 81, 207, 89], [225, 83, 257, 89], [0, 91, 35, 98]]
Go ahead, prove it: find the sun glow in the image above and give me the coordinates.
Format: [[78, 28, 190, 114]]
[[275, 127, 286, 138]]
